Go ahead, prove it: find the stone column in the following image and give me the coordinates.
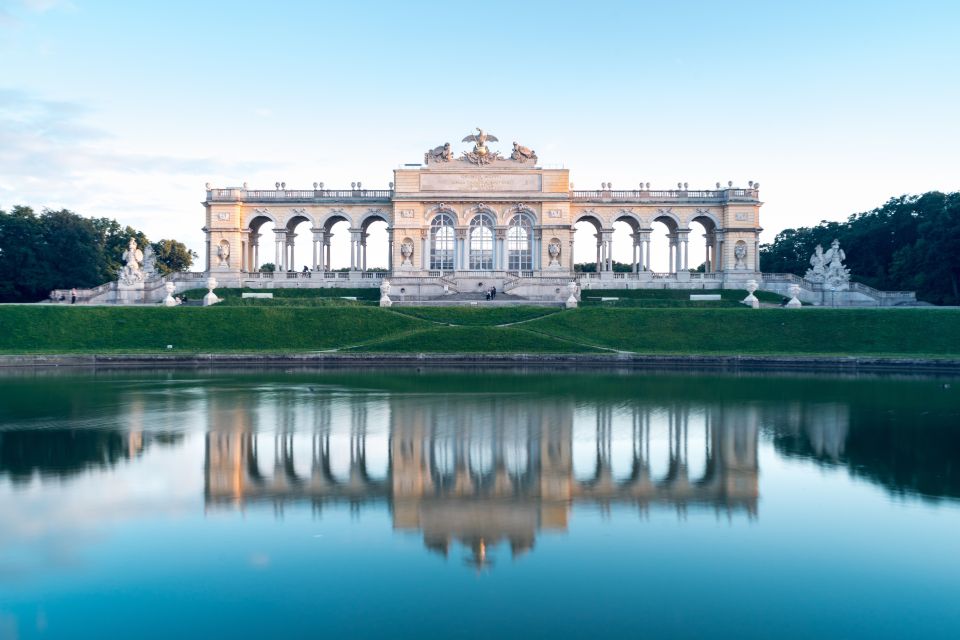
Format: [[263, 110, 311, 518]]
[[496, 228, 506, 270], [456, 228, 467, 271], [421, 230, 429, 270], [348, 229, 360, 271], [677, 230, 690, 271], [324, 234, 332, 272], [286, 233, 297, 272], [534, 229, 542, 271], [643, 234, 651, 271], [716, 232, 725, 272], [311, 228, 323, 271], [595, 233, 602, 274], [387, 227, 394, 274], [273, 229, 287, 271], [361, 232, 368, 272]]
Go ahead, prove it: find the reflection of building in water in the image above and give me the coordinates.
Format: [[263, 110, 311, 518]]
[[205, 395, 758, 566]]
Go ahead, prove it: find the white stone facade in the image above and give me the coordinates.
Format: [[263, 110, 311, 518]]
[[201, 136, 764, 297]]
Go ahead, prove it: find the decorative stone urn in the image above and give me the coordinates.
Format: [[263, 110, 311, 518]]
[[565, 281, 579, 309], [379, 279, 393, 307], [399, 241, 414, 267], [742, 279, 760, 309], [203, 277, 220, 306], [786, 283, 802, 308], [547, 241, 561, 267], [163, 281, 178, 307]]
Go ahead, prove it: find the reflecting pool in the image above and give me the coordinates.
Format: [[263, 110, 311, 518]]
[[1, 370, 959, 639]]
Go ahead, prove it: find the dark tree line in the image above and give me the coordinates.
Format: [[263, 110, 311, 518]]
[[0, 206, 196, 302], [760, 191, 960, 305]]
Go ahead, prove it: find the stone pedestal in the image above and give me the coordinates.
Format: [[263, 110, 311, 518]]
[[742, 279, 760, 309], [786, 284, 802, 308], [115, 282, 144, 304], [163, 282, 178, 307]]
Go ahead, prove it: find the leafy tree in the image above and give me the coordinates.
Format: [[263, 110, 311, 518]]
[[760, 191, 960, 304], [151, 239, 196, 274], [0, 207, 48, 301], [0, 205, 193, 302], [259, 263, 276, 272]]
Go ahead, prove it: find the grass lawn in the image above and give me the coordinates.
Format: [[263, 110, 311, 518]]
[[523, 307, 960, 356], [351, 325, 599, 353], [390, 306, 561, 326], [0, 306, 425, 353], [1, 304, 958, 357]]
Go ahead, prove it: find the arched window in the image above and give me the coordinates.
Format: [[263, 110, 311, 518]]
[[430, 213, 455, 271], [507, 213, 533, 271], [469, 213, 494, 270]]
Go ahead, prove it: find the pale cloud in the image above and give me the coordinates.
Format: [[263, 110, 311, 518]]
[[0, 89, 262, 252]]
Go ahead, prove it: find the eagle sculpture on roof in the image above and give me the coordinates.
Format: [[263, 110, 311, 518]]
[[462, 127, 498, 147]]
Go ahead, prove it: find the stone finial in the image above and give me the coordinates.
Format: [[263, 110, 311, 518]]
[[728, 180, 733, 187]]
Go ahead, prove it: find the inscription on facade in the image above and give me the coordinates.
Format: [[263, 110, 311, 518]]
[[735, 212, 751, 221], [420, 173, 541, 192]]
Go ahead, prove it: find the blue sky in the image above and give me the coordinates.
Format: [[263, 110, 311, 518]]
[[1, 0, 958, 269]]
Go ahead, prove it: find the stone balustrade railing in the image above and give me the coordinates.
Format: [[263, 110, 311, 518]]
[[206, 187, 759, 204], [207, 189, 393, 203], [571, 188, 759, 202]]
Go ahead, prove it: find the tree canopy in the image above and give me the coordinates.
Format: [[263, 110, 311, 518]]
[[0, 206, 195, 302], [760, 191, 960, 305]]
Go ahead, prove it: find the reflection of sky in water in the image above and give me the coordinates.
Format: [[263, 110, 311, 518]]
[[0, 372, 958, 639]]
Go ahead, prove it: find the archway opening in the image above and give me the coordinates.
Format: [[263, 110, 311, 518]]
[[361, 218, 389, 271], [651, 216, 679, 274], [573, 217, 603, 273], [286, 215, 312, 274], [690, 215, 719, 273], [612, 218, 640, 272], [324, 217, 351, 271], [247, 215, 275, 272]]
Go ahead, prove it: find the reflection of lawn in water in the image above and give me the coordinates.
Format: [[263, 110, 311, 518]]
[[1, 305, 959, 356]]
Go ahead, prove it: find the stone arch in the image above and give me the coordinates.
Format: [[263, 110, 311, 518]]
[[358, 208, 390, 229], [612, 211, 645, 272], [321, 210, 353, 271], [689, 212, 721, 273], [504, 203, 537, 225], [319, 209, 354, 231], [426, 203, 459, 224], [359, 209, 390, 272], [246, 213, 276, 272], [284, 213, 313, 274], [572, 212, 608, 273], [651, 211, 682, 273]]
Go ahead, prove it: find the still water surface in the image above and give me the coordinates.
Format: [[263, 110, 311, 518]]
[[0, 369, 958, 639]]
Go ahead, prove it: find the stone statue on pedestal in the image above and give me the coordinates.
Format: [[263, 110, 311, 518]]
[[379, 279, 393, 307], [805, 239, 850, 290], [119, 238, 144, 285]]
